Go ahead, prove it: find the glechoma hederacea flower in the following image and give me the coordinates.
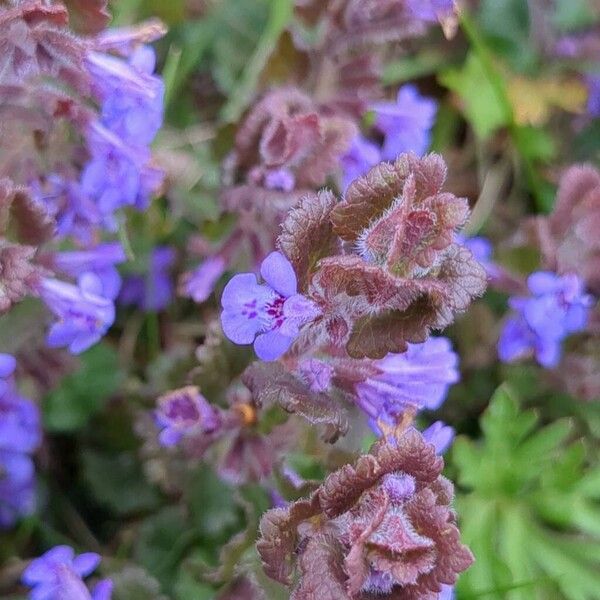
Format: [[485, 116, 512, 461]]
[[39, 277, 115, 355], [22, 545, 113, 600], [221, 251, 321, 360], [498, 271, 592, 368]]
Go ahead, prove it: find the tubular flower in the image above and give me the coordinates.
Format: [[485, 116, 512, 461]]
[[155, 386, 221, 447], [22, 545, 113, 600], [221, 251, 321, 360], [498, 271, 593, 368], [355, 336, 459, 430], [39, 277, 115, 354]]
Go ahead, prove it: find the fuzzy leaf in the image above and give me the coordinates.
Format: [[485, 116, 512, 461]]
[[323, 245, 486, 358], [331, 153, 447, 242], [0, 178, 55, 244], [290, 535, 348, 600], [242, 361, 348, 443], [278, 190, 339, 291], [64, 0, 109, 34]]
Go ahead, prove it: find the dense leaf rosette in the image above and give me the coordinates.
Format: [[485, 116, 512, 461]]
[[278, 153, 486, 358], [257, 428, 473, 599]]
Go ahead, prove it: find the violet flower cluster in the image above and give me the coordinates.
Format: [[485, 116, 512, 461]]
[[356, 336, 459, 447], [341, 85, 437, 190], [36, 41, 165, 350], [120, 246, 175, 312], [498, 271, 593, 368], [82, 45, 164, 232], [22, 545, 112, 600], [0, 354, 41, 529]]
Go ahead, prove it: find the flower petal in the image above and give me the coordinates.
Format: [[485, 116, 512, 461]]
[[260, 251, 297, 297], [254, 329, 293, 361]]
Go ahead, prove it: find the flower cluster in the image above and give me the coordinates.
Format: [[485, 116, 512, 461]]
[[83, 45, 164, 231], [0, 2, 167, 356], [0, 354, 41, 528], [120, 246, 175, 312], [341, 85, 437, 191], [498, 272, 592, 368], [356, 336, 459, 435], [257, 428, 473, 599], [22, 545, 112, 600]]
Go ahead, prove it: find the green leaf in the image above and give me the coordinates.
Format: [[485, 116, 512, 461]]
[[439, 51, 508, 139], [478, 0, 537, 72], [44, 344, 124, 432], [134, 506, 192, 588], [185, 464, 242, 542], [81, 449, 162, 516], [454, 385, 600, 600], [111, 566, 169, 600]]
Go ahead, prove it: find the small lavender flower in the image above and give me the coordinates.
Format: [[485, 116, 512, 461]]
[[371, 85, 437, 161], [340, 135, 381, 191], [455, 234, 501, 280], [81, 124, 158, 230], [355, 337, 459, 430], [181, 255, 226, 303], [86, 46, 164, 146], [0, 451, 37, 528], [586, 75, 600, 117], [39, 277, 115, 354], [220, 251, 321, 361], [0, 360, 41, 529], [22, 545, 113, 600], [155, 386, 220, 447], [406, 0, 455, 23], [32, 175, 102, 246], [440, 585, 456, 600], [119, 246, 175, 312], [423, 421, 455, 454], [53, 242, 126, 300], [0, 353, 16, 396], [498, 272, 593, 368], [264, 168, 296, 192]]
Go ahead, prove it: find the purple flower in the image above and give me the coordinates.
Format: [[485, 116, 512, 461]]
[[440, 585, 456, 600], [22, 545, 112, 600], [586, 75, 600, 117], [297, 358, 334, 393], [155, 386, 220, 447], [406, 0, 455, 23], [340, 135, 381, 191], [0, 451, 37, 529], [32, 175, 102, 246], [371, 85, 437, 161], [39, 277, 115, 354], [81, 123, 160, 230], [455, 233, 501, 279], [220, 251, 321, 360], [423, 421, 455, 455], [119, 246, 175, 312], [53, 242, 126, 300], [86, 46, 164, 146], [355, 337, 459, 431], [264, 168, 295, 192], [498, 272, 593, 368], [0, 353, 16, 397], [0, 361, 41, 529], [0, 391, 41, 455], [181, 255, 226, 303]]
